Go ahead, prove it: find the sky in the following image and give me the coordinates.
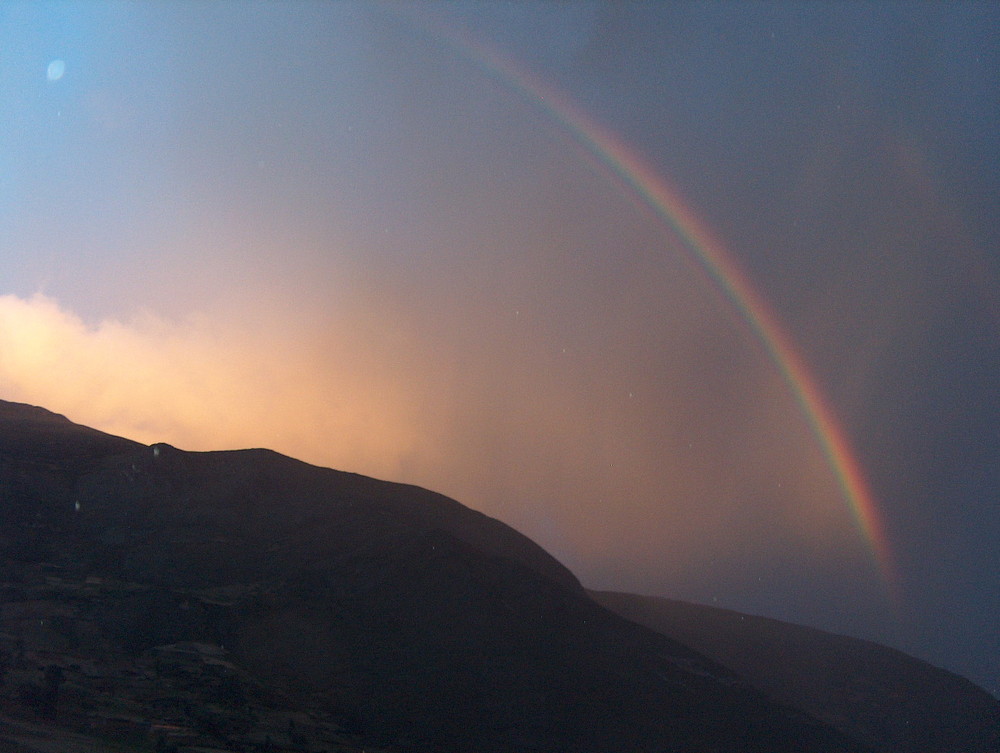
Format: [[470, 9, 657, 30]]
[[1, 2, 997, 697]]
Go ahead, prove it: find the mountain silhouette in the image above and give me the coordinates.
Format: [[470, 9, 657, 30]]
[[591, 590, 1000, 753], [0, 399, 994, 752]]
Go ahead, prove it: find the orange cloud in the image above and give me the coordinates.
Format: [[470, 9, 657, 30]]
[[0, 293, 423, 480]]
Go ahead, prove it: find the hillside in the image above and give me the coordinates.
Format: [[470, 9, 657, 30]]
[[591, 590, 1000, 753], [0, 399, 985, 751]]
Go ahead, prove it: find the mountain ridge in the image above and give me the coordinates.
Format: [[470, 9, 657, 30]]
[[590, 589, 1000, 753]]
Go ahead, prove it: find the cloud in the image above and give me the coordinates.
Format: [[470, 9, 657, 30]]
[[0, 293, 424, 479], [0, 291, 868, 596]]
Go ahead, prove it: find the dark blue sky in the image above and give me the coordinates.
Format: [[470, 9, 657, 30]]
[[2, 2, 997, 697]]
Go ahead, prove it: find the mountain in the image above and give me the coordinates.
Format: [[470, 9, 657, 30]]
[[590, 590, 1000, 753], [0, 399, 991, 751]]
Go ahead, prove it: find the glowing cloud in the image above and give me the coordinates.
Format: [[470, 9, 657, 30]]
[[0, 293, 423, 482]]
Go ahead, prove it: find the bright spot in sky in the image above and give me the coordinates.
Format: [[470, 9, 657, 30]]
[[46, 59, 66, 81]]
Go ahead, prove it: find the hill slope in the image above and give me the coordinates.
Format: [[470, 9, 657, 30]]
[[0, 400, 914, 751], [590, 590, 1000, 753]]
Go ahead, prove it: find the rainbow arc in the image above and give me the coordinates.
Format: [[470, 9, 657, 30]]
[[398, 8, 898, 601]]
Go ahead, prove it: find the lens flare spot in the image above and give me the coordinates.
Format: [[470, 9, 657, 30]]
[[47, 59, 66, 81]]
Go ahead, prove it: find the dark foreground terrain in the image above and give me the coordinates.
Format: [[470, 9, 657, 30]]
[[1, 400, 996, 752]]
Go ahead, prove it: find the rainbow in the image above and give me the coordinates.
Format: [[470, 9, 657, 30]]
[[394, 9, 899, 598]]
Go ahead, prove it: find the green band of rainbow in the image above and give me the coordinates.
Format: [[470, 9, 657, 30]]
[[397, 8, 898, 599]]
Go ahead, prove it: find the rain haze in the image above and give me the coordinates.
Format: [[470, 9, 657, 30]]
[[2, 2, 997, 697]]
